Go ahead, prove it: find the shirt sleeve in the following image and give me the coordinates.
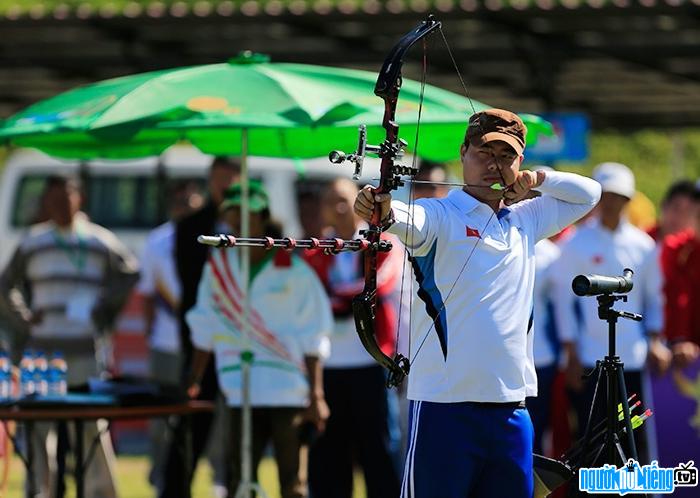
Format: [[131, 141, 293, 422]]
[[512, 171, 602, 242], [550, 239, 582, 344], [294, 261, 332, 359], [541, 244, 562, 299], [0, 243, 32, 332], [186, 261, 216, 352], [387, 198, 441, 256], [136, 238, 156, 295], [92, 229, 140, 330]]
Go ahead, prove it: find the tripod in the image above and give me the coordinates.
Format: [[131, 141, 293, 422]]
[[578, 293, 642, 470]]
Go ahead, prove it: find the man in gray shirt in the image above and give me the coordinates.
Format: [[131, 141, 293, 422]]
[[0, 174, 139, 498]]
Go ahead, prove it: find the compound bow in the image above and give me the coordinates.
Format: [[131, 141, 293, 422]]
[[200, 15, 496, 388], [328, 16, 442, 387]]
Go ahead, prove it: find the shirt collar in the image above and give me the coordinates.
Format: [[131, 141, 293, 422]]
[[447, 188, 501, 216], [591, 216, 629, 235], [446, 188, 482, 214]]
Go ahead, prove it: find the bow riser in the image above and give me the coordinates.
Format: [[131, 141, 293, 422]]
[[353, 16, 442, 388]]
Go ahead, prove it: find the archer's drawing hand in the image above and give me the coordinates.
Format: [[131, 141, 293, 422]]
[[354, 186, 392, 224], [503, 170, 546, 206]]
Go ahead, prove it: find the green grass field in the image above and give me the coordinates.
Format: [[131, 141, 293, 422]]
[[4, 454, 367, 498]]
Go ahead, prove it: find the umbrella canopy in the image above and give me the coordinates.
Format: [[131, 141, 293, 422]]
[[0, 53, 551, 162]]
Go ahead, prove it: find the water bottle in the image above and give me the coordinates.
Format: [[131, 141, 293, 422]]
[[0, 350, 11, 400], [19, 349, 35, 397], [33, 351, 49, 396], [48, 352, 68, 397]]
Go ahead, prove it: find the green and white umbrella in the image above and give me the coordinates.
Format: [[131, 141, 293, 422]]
[[0, 53, 551, 161]]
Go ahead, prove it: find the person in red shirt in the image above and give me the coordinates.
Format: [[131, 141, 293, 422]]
[[661, 186, 700, 368], [304, 178, 403, 498], [648, 180, 697, 242]]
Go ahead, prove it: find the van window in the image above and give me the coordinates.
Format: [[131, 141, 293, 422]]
[[87, 176, 160, 229], [12, 175, 47, 227], [12, 174, 205, 230]]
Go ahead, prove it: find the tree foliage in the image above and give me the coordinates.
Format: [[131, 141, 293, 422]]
[[556, 129, 700, 206]]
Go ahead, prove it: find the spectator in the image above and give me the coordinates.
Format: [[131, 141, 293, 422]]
[[412, 160, 451, 200], [0, 175, 139, 498], [660, 185, 700, 368], [527, 238, 561, 456], [305, 178, 403, 498], [553, 162, 671, 466], [647, 180, 697, 242], [137, 181, 203, 493], [625, 192, 656, 232], [160, 156, 240, 498], [297, 184, 329, 238], [186, 181, 332, 498]]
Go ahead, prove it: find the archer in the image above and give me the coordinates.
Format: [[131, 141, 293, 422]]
[[354, 108, 602, 497]]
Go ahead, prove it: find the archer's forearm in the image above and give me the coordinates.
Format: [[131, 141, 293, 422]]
[[387, 199, 432, 250], [536, 170, 601, 206]]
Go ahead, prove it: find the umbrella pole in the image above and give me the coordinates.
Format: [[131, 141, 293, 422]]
[[235, 129, 269, 498]]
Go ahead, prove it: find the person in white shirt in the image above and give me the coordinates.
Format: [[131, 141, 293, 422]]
[[354, 108, 601, 498], [137, 181, 202, 492], [527, 237, 562, 455], [552, 162, 672, 466], [185, 180, 332, 498]]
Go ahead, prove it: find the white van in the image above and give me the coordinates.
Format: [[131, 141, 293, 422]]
[[0, 145, 385, 373], [0, 146, 386, 267]]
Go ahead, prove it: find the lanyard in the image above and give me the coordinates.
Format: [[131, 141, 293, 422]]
[[52, 228, 87, 273]]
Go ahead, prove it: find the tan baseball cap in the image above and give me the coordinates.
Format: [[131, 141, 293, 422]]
[[466, 109, 528, 156]]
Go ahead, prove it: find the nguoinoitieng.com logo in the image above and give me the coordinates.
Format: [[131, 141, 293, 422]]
[[578, 459, 698, 495]]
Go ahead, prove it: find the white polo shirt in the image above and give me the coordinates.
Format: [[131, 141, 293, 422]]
[[533, 238, 561, 368], [388, 171, 601, 403], [137, 221, 181, 354], [187, 249, 332, 407], [551, 218, 663, 370]]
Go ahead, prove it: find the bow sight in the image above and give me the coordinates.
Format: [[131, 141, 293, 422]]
[[328, 124, 417, 190]]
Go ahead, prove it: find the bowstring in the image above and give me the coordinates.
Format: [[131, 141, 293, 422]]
[[439, 29, 477, 115], [396, 37, 429, 363], [407, 25, 506, 366]]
